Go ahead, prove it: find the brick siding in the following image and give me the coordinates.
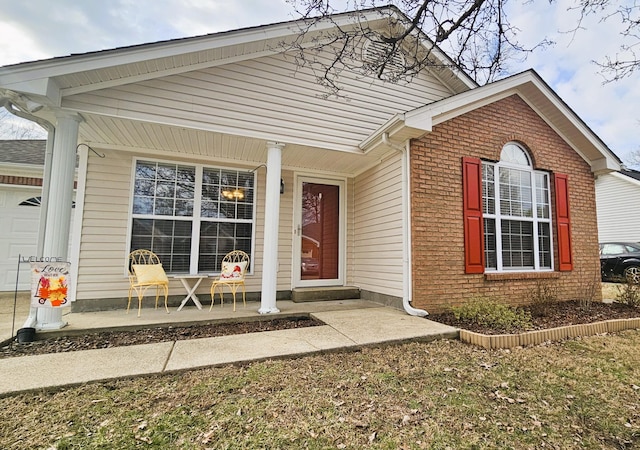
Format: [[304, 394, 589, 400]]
[[0, 175, 43, 186], [410, 94, 601, 313]]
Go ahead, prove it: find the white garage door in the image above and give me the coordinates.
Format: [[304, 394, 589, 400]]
[[0, 189, 74, 292]]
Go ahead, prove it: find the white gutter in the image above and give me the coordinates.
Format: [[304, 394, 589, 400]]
[[382, 133, 428, 317]]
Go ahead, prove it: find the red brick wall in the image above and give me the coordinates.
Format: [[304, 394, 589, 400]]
[[0, 175, 43, 186], [410, 94, 601, 313]]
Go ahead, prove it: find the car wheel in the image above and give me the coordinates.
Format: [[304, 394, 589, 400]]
[[624, 266, 640, 284]]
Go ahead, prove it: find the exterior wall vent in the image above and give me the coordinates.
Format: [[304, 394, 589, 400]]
[[362, 39, 406, 78]]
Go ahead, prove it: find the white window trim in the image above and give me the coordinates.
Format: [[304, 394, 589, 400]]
[[483, 154, 554, 273], [126, 157, 257, 276]]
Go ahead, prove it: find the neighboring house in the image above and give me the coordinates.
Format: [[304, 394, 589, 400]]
[[0, 7, 621, 325], [0, 140, 75, 291], [595, 169, 640, 243], [0, 140, 46, 291]]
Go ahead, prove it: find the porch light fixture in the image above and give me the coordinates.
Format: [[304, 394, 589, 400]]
[[221, 188, 245, 200], [280, 179, 285, 194]]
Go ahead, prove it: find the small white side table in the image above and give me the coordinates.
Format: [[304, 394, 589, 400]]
[[172, 275, 207, 311]]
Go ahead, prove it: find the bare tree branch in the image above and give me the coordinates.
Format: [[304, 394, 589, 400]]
[[283, 0, 552, 95], [0, 107, 47, 140], [568, 0, 640, 81]]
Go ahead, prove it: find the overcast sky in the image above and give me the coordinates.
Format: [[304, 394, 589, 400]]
[[0, 0, 637, 164]]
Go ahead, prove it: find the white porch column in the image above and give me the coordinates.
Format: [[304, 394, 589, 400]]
[[259, 142, 284, 314], [35, 112, 82, 330]]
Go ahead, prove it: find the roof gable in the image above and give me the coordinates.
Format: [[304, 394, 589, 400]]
[[363, 70, 621, 175], [0, 7, 475, 106]]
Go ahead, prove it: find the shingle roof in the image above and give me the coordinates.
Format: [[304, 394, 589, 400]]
[[621, 169, 640, 182], [0, 140, 46, 165]]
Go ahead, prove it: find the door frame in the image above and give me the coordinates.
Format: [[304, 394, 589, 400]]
[[292, 174, 346, 288]]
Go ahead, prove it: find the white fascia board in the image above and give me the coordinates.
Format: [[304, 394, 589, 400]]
[[404, 108, 433, 132], [591, 157, 623, 176], [359, 112, 431, 154], [359, 114, 405, 151], [0, 10, 389, 85], [409, 71, 620, 174], [412, 72, 535, 125], [2, 77, 61, 105], [0, 27, 293, 83]]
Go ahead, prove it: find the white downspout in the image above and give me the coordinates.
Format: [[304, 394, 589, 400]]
[[382, 133, 428, 317]]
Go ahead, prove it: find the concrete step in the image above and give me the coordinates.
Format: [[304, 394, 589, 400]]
[[291, 286, 360, 302]]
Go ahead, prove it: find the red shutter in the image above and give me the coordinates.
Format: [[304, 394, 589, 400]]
[[554, 173, 573, 271], [462, 157, 485, 274]]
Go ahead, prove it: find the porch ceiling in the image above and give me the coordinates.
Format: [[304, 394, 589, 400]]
[[79, 114, 392, 176]]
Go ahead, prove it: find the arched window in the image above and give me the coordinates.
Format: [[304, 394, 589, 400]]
[[19, 196, 42, 206], [482, 143, 552, 271], [19, 196, 76, 208]]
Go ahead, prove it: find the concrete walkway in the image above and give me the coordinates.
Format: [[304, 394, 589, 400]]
[[0, 297, 458, 396]]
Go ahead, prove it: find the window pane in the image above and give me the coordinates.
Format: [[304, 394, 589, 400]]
[[175, 199, 194, 217], [132, 196, 153, 214], [135, 161, 156, 179], [484, 218, 497, 269], [501, 220, 534, 269], [134, 179, 155, 196], [500, 143, 530, 166], [154, 198, 174, 215], [499, 167, 532, 218], [157, 164, 176, 180], [130, 219, 192, 273], [156, 181, 175, 199], [538, 223, 552, 268], [482, 164, 495, 215], [132, 160, 255, 274], [198, 221, 253, 273], [219, 202, 236, 219], [535, 173, 550, 218]]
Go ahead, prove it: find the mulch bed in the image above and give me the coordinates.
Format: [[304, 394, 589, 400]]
[[429, 300, 640, 335], [1, 316, 323, 359], [3, 301, 639, 359]]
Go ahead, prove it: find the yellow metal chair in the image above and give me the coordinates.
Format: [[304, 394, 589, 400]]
[[127, 249, 170, 317], [210, 250, 250, 312]]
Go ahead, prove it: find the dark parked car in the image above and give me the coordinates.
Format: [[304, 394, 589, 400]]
[[599, 242, 640, 283]]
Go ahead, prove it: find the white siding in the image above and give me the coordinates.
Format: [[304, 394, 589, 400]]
[[352, 153, 404, 296], [75, 149, 291, 302], [595, 172, 640, 242], [63, 52, 453, 153], [75, 151, 133, 300]]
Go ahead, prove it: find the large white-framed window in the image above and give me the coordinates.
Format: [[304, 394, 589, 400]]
[[129, 159, 255, 274], [482, 143, 553, 271]]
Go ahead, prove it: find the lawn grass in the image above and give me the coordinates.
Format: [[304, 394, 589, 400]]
[[1, 330, 639, 449]]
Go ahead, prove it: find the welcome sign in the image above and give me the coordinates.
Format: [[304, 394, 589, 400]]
[[30, 258, 71, 308]]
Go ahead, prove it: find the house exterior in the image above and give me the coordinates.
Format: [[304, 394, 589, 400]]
[[0, 140, 47, 291], [595, 170, 640, 243], [0, 140, 75, 292], [0, 7, 620, 328]]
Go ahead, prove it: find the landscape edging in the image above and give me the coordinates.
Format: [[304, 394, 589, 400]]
[[459, 317, 640, 350]]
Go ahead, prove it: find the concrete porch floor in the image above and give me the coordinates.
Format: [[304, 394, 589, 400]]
[[2, 293, 385, 343]]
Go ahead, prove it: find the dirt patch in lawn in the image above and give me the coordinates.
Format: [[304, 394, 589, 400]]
[[0, 316, 323, 359]]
